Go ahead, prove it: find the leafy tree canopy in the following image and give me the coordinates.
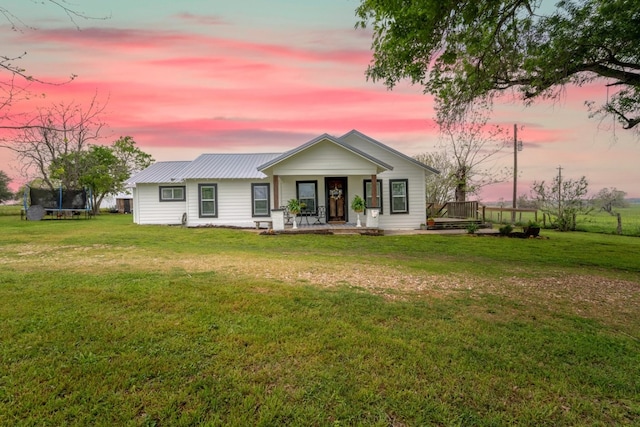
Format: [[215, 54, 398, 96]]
[[356, 0, 640, 131], [50, 136, 153, 214]]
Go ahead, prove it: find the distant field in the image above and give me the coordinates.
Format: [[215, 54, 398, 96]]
[[483, 203, 640, 237], [576, 204, 640, 236]]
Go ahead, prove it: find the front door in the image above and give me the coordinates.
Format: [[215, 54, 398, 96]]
[[325, 177, 347, 223]]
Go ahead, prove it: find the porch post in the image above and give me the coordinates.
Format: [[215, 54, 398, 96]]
[[366, 174, 380, 228], [273, 175, 280, 208], [370, 174, 378, 208]]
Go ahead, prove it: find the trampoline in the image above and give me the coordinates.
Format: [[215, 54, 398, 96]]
[[23, 186, 93, 220]]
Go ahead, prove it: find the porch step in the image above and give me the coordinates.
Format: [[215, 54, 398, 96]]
[[430, 219, 485, 230], [269, 227, 383, 236]]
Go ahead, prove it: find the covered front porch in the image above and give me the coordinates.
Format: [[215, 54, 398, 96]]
[[258, 134, 390, 231]]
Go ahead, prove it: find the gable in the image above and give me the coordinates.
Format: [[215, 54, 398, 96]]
[[340, 130, 439, 175], [258, 135, 392, 176]]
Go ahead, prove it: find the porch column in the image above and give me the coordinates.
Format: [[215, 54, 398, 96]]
[[273, 175, 280, 208], [367, 174, 380, 228], [370, 174, 378, 208]]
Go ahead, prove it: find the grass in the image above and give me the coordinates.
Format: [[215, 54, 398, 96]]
[[485, 203, 640, 237], [1, 211, 639, 426], [576, 205, 640, 236]]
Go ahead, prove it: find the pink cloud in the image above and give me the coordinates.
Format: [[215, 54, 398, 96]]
[[16, 25, 373, 68]]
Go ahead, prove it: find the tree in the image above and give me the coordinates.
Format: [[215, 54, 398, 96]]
[[1, 97, 106, 190], [51, 136, 153, 214], [0, 170, 13, 203], [594, 187, 628, 214], [356, 0, 640, 132], [437, 106, 510, 201], [415, 151, 456, 206], [416, 105, 510, 205], [1, 2, 107, 128], [531, 173, 591, 231], [593, 187, 628, 234]]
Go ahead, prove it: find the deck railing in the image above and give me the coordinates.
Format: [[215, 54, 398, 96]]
[[427, 201, 479, 220], [482, 207, 538, 224], [427, 202, 539, 224]]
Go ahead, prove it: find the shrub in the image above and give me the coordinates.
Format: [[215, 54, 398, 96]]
[[466, 223, 479, 234], [499, 224, 513, 236]]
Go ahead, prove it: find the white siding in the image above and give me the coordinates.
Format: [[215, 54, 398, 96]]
[[185, 179, 271, 228], [272, 140, 378, 176], [341, 133, 429, 230], [134, 183, 186, 225]]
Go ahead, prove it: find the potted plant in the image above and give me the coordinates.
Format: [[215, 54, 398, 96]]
[[427, 217, 436, 229], [523, 220, 541, 237], [287, 198, 301, 229], [351, 195, 365, 227]]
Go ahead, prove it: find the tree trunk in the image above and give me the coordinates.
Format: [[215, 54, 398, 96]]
[[617, 213, 622, 235]]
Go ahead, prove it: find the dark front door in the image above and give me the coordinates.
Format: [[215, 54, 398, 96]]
[[325, 177, 347, 223]]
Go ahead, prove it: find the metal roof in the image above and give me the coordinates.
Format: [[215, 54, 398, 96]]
[[257, 133, 394, 172], [128, 131, 439, 185], [177, 153, 282, 180], [341, 129, 441, 175], [127, 161, 191, 184]]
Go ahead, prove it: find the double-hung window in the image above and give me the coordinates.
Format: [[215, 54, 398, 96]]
[[297, 181, 317, 213], [159, 186, 185, 202], [363, 179, 383, 214], [390, 179, 408, 214], [252, 183, 270, 217], [199, 184, 217, 217]]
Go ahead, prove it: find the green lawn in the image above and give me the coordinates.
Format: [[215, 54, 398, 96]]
[[1, 212, 639, 426], [576, 204, 640, 236], [487, 203, 640, 237]]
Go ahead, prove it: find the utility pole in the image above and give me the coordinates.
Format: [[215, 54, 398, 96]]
[[512, 124, 522, 222], [557, 165, 563, 216]]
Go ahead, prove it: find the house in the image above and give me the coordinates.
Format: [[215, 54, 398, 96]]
[[127, 130, 439, 230]]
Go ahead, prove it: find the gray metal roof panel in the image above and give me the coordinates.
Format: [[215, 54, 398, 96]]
[[177, 153, 282, 180], [127, 161, 191, 184]]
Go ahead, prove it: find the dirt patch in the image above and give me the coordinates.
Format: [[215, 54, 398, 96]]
[[3, 243, 639, 332]]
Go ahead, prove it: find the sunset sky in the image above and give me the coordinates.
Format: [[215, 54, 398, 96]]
[[1, 0, 638, 200]]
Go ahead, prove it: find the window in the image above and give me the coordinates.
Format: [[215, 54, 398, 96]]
[[390, 179, 409, 214], [199, 184, 217, 217], [159, 186, 185, 202], [364, 179, 383, 214], [296, 181, 317, 213], [252, 183, 270, 217]]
